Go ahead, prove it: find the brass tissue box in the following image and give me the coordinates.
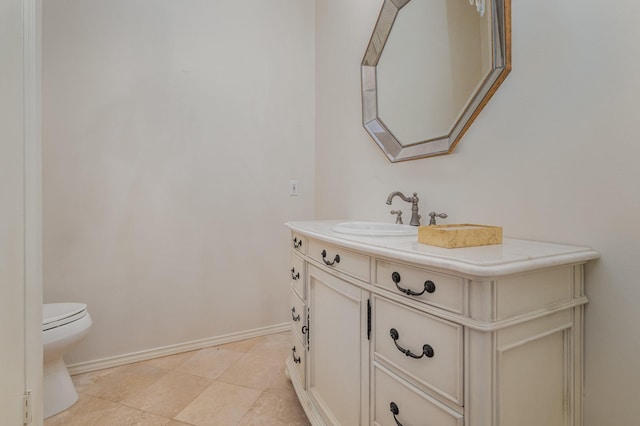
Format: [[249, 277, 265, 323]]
[[418, 224, 503, 249]]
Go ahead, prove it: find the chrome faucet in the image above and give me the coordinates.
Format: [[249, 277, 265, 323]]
[[386, 191, 421, 226]]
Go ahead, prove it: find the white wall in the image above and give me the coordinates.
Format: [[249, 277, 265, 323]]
[[42, 0, 315, 363], [315, 0, 640, 424]]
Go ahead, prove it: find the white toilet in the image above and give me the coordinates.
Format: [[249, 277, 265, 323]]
[[43, 303, 92, 418]]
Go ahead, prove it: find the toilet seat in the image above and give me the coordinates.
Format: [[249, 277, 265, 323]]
[[43, 303, 88, 331]]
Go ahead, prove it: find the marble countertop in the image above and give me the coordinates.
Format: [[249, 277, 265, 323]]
[[286, 220, 600, 277]]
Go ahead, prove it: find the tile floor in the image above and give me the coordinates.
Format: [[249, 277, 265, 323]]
[[45, 332, 311, 426]]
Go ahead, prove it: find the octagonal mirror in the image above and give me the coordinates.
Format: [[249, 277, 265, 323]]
[[361, 0, 511, 162]]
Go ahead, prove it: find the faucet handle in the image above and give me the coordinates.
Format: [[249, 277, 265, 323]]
[[428, 212, 448, 226], [390, 210, 403, 224]]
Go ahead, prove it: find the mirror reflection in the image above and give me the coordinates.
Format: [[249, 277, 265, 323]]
[[377, 0, 492, 144], [361, 0, 510, 161]]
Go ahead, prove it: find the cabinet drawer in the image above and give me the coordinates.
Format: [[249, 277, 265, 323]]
[[291, 332, 306, 389], [290, 290, 307, 345], [374, 297, 464, 405], [291, 232, 306, 255], [308, 239, 370, 282], [376, 260, 464, 314], [290, 252, 305, 299], [373, 364, 463, 426]]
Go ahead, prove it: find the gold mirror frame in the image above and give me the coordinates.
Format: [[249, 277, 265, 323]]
[[361, 0, 511, 162]]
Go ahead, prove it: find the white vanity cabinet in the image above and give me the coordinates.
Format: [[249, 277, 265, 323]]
[[285, 221, 599, 426]]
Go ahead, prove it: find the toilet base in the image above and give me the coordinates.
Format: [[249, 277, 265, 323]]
[[43, 357, 79, 418]]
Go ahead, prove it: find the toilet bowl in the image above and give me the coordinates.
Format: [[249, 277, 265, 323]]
[[43, 303, 92, 418]]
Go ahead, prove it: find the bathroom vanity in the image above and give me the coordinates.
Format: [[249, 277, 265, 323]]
[[285, 221, 598, 426]]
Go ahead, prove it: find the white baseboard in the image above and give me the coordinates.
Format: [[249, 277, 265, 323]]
[[67, 322, 291, 375]]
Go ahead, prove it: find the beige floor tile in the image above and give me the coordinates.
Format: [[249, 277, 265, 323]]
[[175, 346, 243, 380], [139, 350, 198, 370], [247, 334, 292, 361], [122, 370, 211, 418], [175, 381, 261, 426], [218, 351, 284, 391], [264, 362, 298, 401], [71, 366, 119, 392], [237, 392, 310, 426], [166, 421, 196, 426], [216, 336, 262, 353], [218, 332, 292, 392], [44, 393, 121, 426], [93, 405, 170, 426], [82, 362, 167, 402], [51, 334, 303, 426], [254, 332, 291, 347]]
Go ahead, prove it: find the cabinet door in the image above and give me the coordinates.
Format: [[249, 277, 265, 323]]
[[308, 265, 367, 426]]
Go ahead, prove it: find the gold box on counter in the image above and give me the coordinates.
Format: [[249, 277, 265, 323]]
[[418, 224, 503, 248]]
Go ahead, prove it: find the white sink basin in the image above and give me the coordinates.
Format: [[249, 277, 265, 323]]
[[331, 221, 418, 237]]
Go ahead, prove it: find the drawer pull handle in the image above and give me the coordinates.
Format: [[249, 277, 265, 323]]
[[293, 237, 303, 249], [391, 272, 436, 296], [301, 325, 308, 335], [291, 307, 300, 322], [291, 268, 300, 280], [389, 402, 404, 426], [292, 346, 301, 364], [390, 328, 434, 359], [321, 250, 341, 266]]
